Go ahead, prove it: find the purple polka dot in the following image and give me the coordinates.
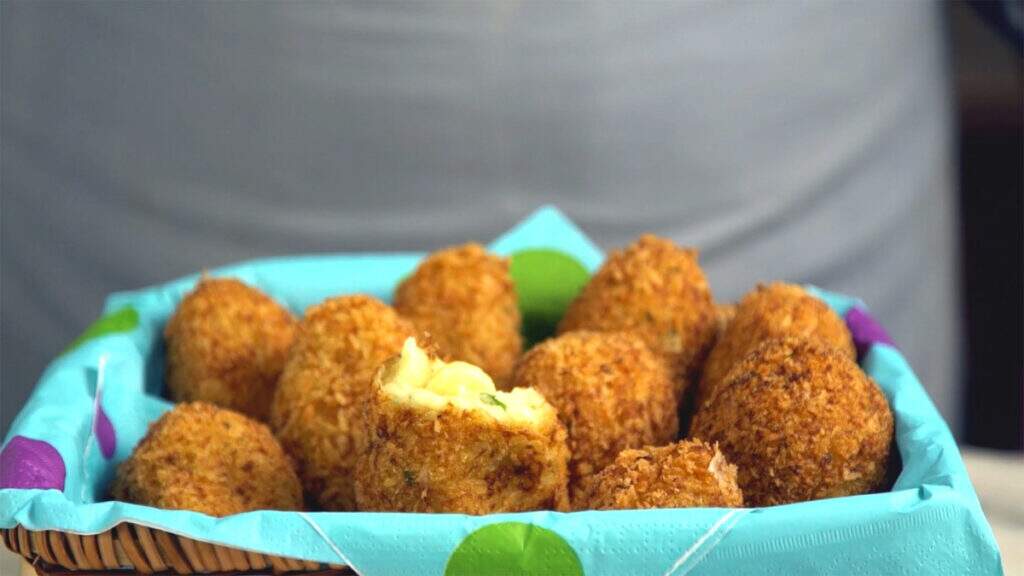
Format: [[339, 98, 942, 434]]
[[0, 436, 66, 491], [844, 306, 895, 359], [95, 405, 116, 459]]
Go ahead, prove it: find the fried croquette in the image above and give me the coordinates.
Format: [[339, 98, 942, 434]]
[[578, 440, 743, 510], [697, 282, 855, 407], [690, 337, 894, 507], [111, 402, 302, 516], [557, 235, 717, 398], [270, 295, 416, 510], [510, 331, 678, 497], [394, 243, 522, 386], [164, 277, 297, 420], [355, 338, 570, 514]]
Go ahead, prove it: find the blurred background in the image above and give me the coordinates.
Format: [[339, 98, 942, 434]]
[[0, 1, 1021, 572], [5, 0, 1019, 452]]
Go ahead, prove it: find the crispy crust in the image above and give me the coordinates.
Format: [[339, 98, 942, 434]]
[[578, 440, 743, 510], [111, 402, 303, 516], [269, 295, 416, 510], [557, 235, 717, 398], [510, 331, 678, 498], [354, 367, 570, 514], [163, 277, 297, 421], [690, 337, 894, 507], [394, 243, 522, 387], [697, 283, 855, 407]]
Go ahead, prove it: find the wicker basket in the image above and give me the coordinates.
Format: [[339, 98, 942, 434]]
[[2, 524, 351, 575]]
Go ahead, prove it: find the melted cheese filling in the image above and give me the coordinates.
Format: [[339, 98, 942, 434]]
[[381, 338, 547, 425]]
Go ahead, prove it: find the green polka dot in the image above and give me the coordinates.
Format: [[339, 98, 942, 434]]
[[63, 306, 139, 354], [510, 249, 590, 346], [445, 522, 583, 576]]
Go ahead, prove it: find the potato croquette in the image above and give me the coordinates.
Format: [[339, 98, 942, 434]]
[[164, 277, 297, 420], [355, 338, 570, 514], [697, 282, 855, 407], [394, 243, 522, 386], [690, 337, 894, 507], [578, 440, 743, 510], [557, 235, 717, 398], [111, 402, 302, 516], [270, 295, 415, 510], [510, 331, 678, 497]]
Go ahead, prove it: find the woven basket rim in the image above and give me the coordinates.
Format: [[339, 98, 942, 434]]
[[2, 525, 350, 575]]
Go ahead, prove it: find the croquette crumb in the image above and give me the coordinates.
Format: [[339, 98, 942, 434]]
[[270, 295, 416, 511], [690, 337, 894, 507], [511, 331, 678, 498], [395, 243, 522, 387], [578, 440, 743, 510], [164, 277, 297, 420], [557, 235, 717, 399], [111, 402, 303, 516], [697, 282, 855, 407]]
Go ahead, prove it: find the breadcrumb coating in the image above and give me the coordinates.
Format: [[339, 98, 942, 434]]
[[164, 277, 297, 420], [690, 337, 894, 507], [270, 295, 415, 510], [111, 402, 302, 516], [697, 283, 855, 407], [355, 347, 570, 514], [395, 243, 522, 387], [557, 235, 717, 398], [578, 440, 743, 510], [510, 331, 678, 498]]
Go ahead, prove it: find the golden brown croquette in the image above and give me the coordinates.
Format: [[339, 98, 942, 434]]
[[355, 338, 570, 514], [111, 402, 303, 516], [510, 331, 678, 497], [557, 235, 717, 398], [270, 295, 416, 511], [697, 282, 854, 407], [690, 337, 894, 507], [164, 277, 297, 421], [578, 440, 743, 510], [394, 243, 522, 386]]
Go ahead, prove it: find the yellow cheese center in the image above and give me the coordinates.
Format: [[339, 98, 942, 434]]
[[382, 338, 547, 425]]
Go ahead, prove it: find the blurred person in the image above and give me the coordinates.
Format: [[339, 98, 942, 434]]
[[0, 2, 966, 434]]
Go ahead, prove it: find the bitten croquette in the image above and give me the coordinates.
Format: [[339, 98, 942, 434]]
[[394, 243, 522, 386], [510, 331, 678, 498], [270, 295, 416, 511], [690, 337, 894, 507], [557, 235, 717, 398], [697, 282, 855, 407], [355, 338, 570, 514], [578, 440, 743, 510], [111, 402, 303, 516], [164, 277, 297, 420]]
